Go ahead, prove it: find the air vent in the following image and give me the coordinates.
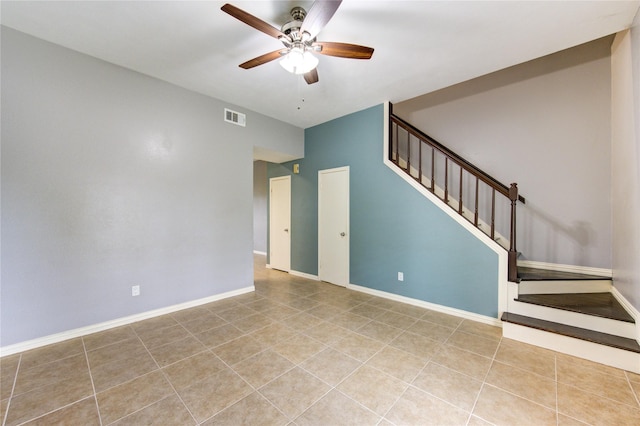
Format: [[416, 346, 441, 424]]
[[224, 108, 246, 127]]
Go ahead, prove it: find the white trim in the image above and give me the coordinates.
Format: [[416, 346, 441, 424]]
[[348, 282, 502, 328], [264, 267, 320, 282], [611, 286, 640, 341], [611, 286, 640, 321], [517, 279, 612, 295], [290, 270, 320, 281], [517, 260, 612, 278], [502, 321, 640, 373], [507, 297, 636, 339], [253, 250, 267, 256], [384, 102, 510, 323], [0, 286, 254, 357]]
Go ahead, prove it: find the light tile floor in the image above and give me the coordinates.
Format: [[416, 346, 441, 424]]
[[2, 255, 640, 425]]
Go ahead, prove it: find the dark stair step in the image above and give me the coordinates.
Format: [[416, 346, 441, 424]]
[[515, 292, 635, 323], [518, 267, 611, 281], [501, 312, 640, 353]]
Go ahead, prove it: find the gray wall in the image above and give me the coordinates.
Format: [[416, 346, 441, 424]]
[[0, 27, 303, 347], [253, 160, 268, 254], [611, 12, 640, 311], [395, 37, 612, 269]]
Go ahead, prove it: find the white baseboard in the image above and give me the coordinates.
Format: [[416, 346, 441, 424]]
[[290, 270, 320, 281], [517, 260, 612, 278], [253, 250, 267, 256], [348, 283, 501, 328], [262, 265, 319, 281], [611, 286, 640, 341], [0, 286, 255, 357]]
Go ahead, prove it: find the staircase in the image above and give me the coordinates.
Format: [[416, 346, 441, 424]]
[[388, 106, 640, 373], [502, 267, 640, 372]]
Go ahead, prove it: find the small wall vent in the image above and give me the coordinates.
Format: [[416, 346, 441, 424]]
[[224, 108, 246, 127]]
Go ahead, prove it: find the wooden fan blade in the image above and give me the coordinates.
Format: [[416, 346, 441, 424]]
[[300, 0, 342, 39], [240, 49, 287, 69], [314, 42, 374, 59], [304, 68, 319, 84], [221, 3, 286, 39]]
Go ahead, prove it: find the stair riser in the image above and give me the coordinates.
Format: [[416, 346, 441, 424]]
[[507, 299, 636, 339], [518, 280, 611, 295], [502, 322, 640, 373]]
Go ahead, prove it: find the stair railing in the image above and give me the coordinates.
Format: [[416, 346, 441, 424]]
[[389, 106, 525, 282]]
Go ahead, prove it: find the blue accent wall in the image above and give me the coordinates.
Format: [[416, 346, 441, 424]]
[[268, 104, 499, 317]]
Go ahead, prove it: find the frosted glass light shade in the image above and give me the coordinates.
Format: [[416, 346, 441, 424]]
[[280, 48, 318, 75]]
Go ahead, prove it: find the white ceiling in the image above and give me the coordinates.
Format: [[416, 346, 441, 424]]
[[2, 1, 639, 129]]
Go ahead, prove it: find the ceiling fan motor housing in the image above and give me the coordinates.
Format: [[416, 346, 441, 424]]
[[281, 7, 309, 42], [289, 7, 306, 22], [281, 19, 303, 37]]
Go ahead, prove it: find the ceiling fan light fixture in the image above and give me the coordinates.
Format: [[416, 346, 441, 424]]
[[280, 47, 318, 75]]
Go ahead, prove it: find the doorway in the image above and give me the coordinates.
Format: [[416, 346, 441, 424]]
[[318, 166, 350, 286], [269, 176, 291, 272]]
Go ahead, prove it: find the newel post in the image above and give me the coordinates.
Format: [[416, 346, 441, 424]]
[[508, 183, 519, 283]]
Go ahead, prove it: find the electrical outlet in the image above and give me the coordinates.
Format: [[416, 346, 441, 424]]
[[132, 285, 140, 297], [397, 272, 404, 281]]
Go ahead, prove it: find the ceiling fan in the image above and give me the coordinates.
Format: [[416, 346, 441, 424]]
[[221, 1, 374, 84]]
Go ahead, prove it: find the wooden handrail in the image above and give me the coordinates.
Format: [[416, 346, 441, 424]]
[[389, 106, 524, 282], [390, 113, 525, 203]]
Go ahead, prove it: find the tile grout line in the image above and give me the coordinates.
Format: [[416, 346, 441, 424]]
[[334, 310, 446, 423], [266, 325, 338, 420], [376, 367, 414, 423], [7, 344, 101, 426], [555, 354, 559, 426], [1, 354, 22, 426], [353, 297, 477, 423], [466, 333, 504, 426], [133, 322, 200, 425], [186, 296, 305, 424], [81, 338, 104, 426], [465, 334, 503, 425], [249, 291, 373, 424], [212, 338, 294, 423], [13, 397, 97, 426], [383, 313, 468, 422], [86, 324, 200, 423], [291, 361, 383, 425], [625, 372, 640, 408]]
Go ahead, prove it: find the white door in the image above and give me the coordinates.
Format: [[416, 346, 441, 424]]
[[269, 176, 291, 272], [318, 167, 349, 286]]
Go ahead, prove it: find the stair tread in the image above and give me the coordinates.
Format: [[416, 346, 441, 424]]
[[501, 312, 640, 353], [515, 292, 635, 323], [518, 267, 611, 281]]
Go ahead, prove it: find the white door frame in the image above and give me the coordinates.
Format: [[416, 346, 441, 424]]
[[269, 175, 291, 272], [318, 166, 350, 286]]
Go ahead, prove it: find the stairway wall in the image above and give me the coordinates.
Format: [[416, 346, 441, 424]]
[[611, 12, 640, 313], [394, 36, 613, 270]]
